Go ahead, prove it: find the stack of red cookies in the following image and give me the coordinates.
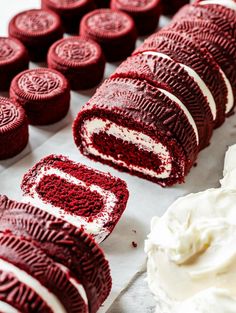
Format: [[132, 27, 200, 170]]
[[73, 0, 236, 187]]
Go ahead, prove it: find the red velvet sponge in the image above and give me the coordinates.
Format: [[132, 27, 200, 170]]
[[0, 37, 29, 91], [41, 0, 96, 34], [0, 97, 28, 160], [48, 36, 105, 90], [80, 9, 137, 61], [111, 0, 161, 35], [8, 9, 63, 61], [10, 68, 70, 125]]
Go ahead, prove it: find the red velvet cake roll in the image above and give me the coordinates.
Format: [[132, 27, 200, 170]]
[[173, 3, 236, 40], [0, 195, 112, 313], [112, 54, 214, 149], [41, 0, 96, 34], [170, 19, 236, 114], [80, 9, 137, 61], [0, 234, 89, 313], [0, 97, 28, 160], [161, 0, 189, 15], [110, 0, 161, 35], [73, 77, 199, 186], [21, 154, 129, 242], [0, 37, 29, 91], [47, 36, 105, 90], [10, 68, 70, 125], [8, 9, 63, 61], [134, 31, 227, 127]]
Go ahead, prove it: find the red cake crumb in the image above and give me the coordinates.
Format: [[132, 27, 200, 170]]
[[132, 241, 137, 248]]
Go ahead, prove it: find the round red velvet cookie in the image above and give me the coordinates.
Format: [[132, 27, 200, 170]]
[[0, 195, 112, 313], [0, 37, 29, 91], [80, 9, 137, 61], [47, 36, 105, 90], [41, 0, 95, 34], [134, 30, 228, 128], [161, 0, 189, 15], [94, 0, 110, 7], [8, 9, 63, 61], [74, 77, 199, 186], [10, 68, 70, 125], [0, 234, 89, 313], [110, 0, 161, 35], [0, 97, 28, 160], [112, 54, 214, 149]]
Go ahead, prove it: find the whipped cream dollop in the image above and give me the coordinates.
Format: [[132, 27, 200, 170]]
[[146, 144, 236, 312]]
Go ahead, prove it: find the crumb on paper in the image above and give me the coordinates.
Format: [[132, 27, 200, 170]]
[[132, 241, 137, 248], [132, 229, 137, 233]]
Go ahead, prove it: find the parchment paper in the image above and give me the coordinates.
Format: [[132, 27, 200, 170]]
[[0, 1, 236, 312]]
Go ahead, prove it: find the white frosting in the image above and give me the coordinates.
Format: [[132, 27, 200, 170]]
[[23, 167, 118, 243], [146, 143, 236, 312], [199, 0, 236, 11], [158, 88, 199, 144], [0, 301, 19, 313], [56, 263, 88, 308], [0, 258, 66, 313], [81, 117, 174, 179], [142, 51, 217, 120], [219, 68, 234, 114]]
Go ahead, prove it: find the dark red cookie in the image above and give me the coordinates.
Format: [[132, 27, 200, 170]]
[[0, 37, 29, 91], [21, 154, 129, 243], [94, 0, 110, 7], [160, 0, 189, 15], [0, 97, 28, 160], [134, 30, 227, 128], [41, 0, 96, 34], [0, 195, 112, 313], [8, 9, 63, 61], [10, 68, 70, 125], [170, 18, 236, 114], [110, 0, 161, 35], [80, 9, 137, 61], [112, 54, 213, 149], [73, 77, 199, 186], [173, 4, 236, 40], [47, 36, 105, 90], [0, 234, 89, 313]]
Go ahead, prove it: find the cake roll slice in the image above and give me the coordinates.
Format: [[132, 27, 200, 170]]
[[21, 155, 129, 242], [0, 234, 89, 313], [73, 77, 199, 187], [0, 195, 112, 313], [112, 53, 214, 149], [170, 19, 236, 114], [134, 31, 228, 127], [173, 3, 236, 40]]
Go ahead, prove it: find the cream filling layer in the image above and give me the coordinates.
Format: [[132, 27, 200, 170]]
[[199, 0, 236, 11], [0, 258, 66, 313], [0, 301, 19, 313], [81, 117, 173, 179], [57, 263, 88, 309], [23, 167, 118, 243]]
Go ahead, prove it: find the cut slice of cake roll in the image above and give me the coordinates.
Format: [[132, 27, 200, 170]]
[[0, 195, 112, 313], [73, 77, 199, 187], [21, 155, 129, 243]]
